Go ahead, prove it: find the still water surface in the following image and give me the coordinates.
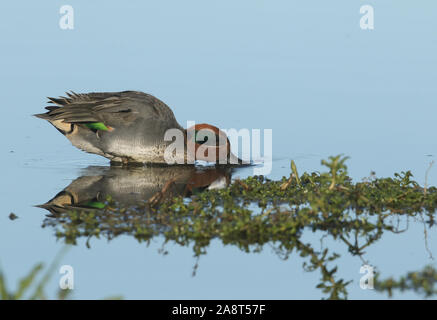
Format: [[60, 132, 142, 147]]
[[1, 1, 437, 299]]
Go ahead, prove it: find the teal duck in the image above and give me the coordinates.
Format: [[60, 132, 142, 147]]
[[35, 91, 241, 165]]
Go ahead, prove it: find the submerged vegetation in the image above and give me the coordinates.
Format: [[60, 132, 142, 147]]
[[38, 155, 437, 299]]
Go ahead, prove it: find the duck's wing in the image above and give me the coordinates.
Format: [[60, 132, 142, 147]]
[[35, 91, 182, 130]]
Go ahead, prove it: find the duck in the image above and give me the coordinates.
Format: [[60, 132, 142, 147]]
[[34, 91, 242, 165]]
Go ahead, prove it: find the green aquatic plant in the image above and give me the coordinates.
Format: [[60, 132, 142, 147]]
[[40, 155, 437, 299]]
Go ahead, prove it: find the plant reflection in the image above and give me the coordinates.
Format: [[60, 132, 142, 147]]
[[37, 157, 437, 299]]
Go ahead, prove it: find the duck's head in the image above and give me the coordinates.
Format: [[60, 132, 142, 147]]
[[186, 123, 240, 164]]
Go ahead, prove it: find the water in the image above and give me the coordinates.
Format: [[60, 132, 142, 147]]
[[1, 1, 437, 299]]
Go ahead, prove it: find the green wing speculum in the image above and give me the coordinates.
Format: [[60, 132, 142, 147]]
[[83, 122, 111, 131]]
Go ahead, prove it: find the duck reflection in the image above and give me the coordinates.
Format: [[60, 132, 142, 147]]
[[37, 165, 233, 215]]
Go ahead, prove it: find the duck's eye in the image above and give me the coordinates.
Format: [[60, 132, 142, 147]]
[[194, 130, 218, 146], [196, 133, 208, 145]]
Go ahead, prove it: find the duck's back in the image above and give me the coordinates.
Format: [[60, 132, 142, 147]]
[[35, 91, 185, 163]]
